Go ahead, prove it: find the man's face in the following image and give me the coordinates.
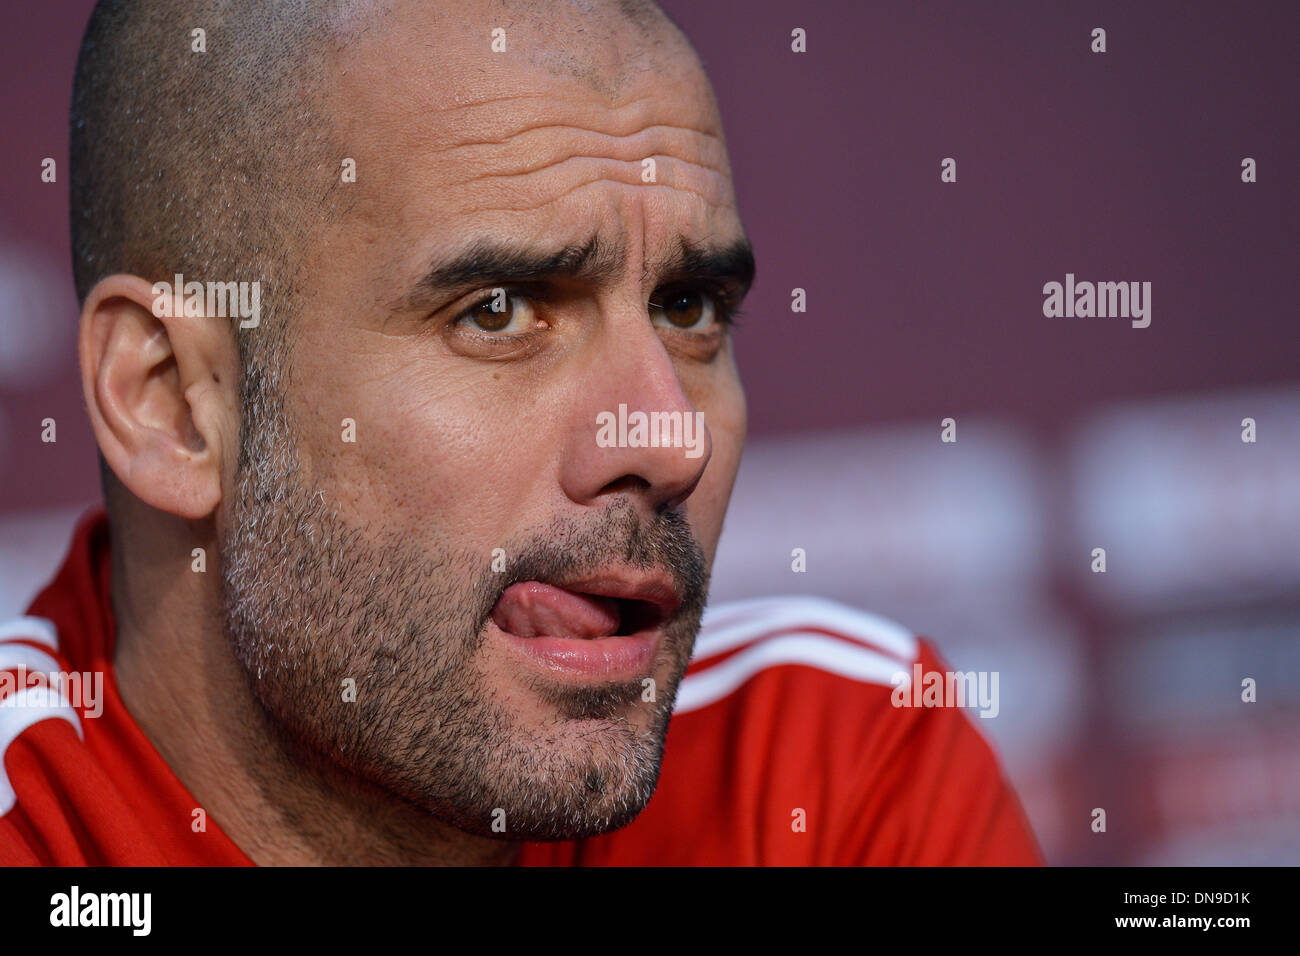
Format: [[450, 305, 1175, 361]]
[[220, 1, 750, 839]]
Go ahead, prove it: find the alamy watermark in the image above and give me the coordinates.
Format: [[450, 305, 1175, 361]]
[[1042, 273, 1151, 328], [595, 404, 706, 459], [891, 663, 999, 718], [151, 272, 260, 328], [50, 886, 151, 936], [0, 668, 104, 719]]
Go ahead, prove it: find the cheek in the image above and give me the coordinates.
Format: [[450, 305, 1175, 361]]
[[689, 373, 747, 560], [288, 355, 547, 548]]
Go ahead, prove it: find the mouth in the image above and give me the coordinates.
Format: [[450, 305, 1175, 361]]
[[489, 573, 681, 681]]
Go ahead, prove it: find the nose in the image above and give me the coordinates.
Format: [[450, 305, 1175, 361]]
[[559, 321, 712, 517]]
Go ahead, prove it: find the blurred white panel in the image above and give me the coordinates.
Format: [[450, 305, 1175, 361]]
[[1068, 386, 1300, 610], [1108, 615, 1300, 730], [710, 421, 1051, 610], [1138, 821, 1300, 866], [0, 506, 86, 617]]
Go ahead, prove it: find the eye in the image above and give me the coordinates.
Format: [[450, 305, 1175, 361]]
[[455, 289, 540, 334], [652, 287, 723, 333]]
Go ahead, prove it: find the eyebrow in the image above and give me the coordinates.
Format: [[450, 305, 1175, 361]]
[[393, 232, 756, 313], [656, 235, 756, 296]]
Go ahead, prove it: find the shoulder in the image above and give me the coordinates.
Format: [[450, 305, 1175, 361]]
[[0, 617, 85, 807], [671, 594, 948, 775], [675, 595, 941, 800], [616, 595, 1043, 865], [0, 615, 91, 864]]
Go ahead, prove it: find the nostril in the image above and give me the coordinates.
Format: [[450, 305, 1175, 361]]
[[599, 475, 651, 498]]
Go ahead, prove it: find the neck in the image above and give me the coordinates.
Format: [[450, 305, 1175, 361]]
[[110, 525, 516, 866]]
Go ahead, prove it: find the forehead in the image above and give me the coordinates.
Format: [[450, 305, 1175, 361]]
[[317, 0, 743, 290]]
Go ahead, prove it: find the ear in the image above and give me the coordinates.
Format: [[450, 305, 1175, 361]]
[[79, 274, 241, 520]]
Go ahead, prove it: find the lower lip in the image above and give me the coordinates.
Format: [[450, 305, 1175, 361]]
[[490, 620, 661, 680]]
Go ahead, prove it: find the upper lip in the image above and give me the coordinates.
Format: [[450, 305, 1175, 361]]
[[545, 569, 682, 614]]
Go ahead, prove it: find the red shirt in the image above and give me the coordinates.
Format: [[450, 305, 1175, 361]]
[[0, 510, 1042, 865]]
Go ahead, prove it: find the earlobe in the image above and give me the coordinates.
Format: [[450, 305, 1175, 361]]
[[80, 274, 238, 520]]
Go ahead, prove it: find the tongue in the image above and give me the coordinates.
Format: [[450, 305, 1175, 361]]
[[492, 581, 621, 639]]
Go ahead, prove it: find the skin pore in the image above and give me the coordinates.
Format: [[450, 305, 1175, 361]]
[[79, 0, 753, 865]]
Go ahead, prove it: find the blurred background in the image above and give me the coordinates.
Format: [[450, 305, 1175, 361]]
[[1, 0, 1297, 864]]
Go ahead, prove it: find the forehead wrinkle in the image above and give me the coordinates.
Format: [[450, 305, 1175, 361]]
[[385, 86, 727, 170], [434, 89, 654, 115], [426, 112, 731, 193], [440, 147, 730, 194], [461, 179, 734, 217], [427, 119, 726, 167]]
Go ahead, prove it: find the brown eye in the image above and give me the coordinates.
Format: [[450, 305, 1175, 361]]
[[665, 291, 703, 327], [651, 289, 716, 332], [458, 290, 537, 334], [472, 299, 511, 331]]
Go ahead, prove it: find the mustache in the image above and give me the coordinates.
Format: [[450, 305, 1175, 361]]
[[470, 500, 709, 636]]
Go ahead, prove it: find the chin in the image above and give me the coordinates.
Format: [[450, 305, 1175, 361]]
[[428, 708, 668, 842]]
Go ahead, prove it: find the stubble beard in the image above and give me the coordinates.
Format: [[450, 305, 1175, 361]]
[[217, 379, 709, 840]]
